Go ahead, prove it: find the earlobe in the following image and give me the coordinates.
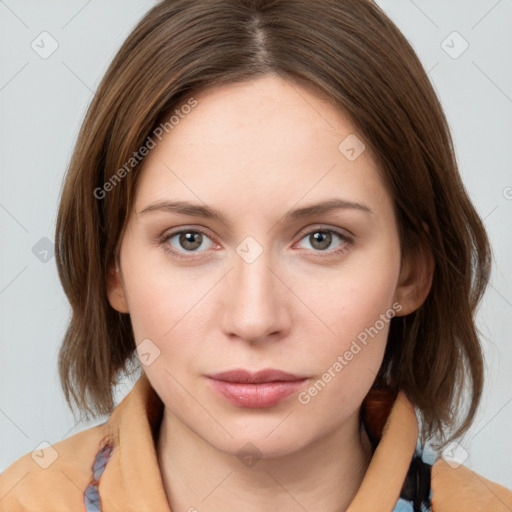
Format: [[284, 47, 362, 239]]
[[106, 263, 130, 313], [394, 241, 434, 316]]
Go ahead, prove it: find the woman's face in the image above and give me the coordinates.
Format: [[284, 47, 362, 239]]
[[109, 74, 414, 457]]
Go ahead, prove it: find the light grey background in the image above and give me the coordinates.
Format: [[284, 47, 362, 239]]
[[1, 0, 511, 491]]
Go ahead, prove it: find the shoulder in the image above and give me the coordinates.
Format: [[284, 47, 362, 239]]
[[0, 422, 108, 512], [431, 458, 512, 512]]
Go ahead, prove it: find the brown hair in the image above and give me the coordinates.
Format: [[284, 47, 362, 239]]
[[55, 0, 491, 451]]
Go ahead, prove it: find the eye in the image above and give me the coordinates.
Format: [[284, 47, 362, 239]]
[[295, 227, 352, 256], [160, 228, 216, 257], [159, 226, 352, 260]]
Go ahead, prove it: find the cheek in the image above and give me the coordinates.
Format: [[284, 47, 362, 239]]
[[125, 278, 170, 340], [291, 254, 401, 408], [120, 243, 182, 341], [302, 246, 400, 353], [296, 270, 398, 413], [340, 270, 399, 337], [121, 246, 214, 369]]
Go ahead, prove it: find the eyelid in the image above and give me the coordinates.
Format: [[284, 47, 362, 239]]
[[293, 223, 354, 241]]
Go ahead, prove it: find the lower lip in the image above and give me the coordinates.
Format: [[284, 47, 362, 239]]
[[207, 378, 307, 408]]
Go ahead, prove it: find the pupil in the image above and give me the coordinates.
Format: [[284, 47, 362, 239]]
[[312, 231, 331, 250], [181, 232, 201, 250]]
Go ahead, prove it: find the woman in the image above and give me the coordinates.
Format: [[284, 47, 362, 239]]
[[1, 0, 510, 511]]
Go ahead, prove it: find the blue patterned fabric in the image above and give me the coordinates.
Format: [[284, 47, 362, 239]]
[[393, 439, 438, 512], [83, 443, 113, 512]]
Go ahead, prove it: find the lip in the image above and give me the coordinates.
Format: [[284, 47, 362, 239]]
[[206, 369, 308, 408]]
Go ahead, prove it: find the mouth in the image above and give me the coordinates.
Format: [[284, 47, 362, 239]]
[[205, 368, 308, 408]]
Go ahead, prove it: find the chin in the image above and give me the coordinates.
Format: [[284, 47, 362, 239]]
[[200, 423, 312, 461]]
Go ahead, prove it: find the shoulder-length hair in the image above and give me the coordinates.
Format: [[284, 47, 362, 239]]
[[55, 0, 491, 451]]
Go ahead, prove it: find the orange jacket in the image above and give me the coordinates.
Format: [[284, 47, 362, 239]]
[[1, 372, 511, 511]]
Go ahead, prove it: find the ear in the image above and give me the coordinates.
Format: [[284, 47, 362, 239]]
[[106, 262, 130, 313], [393, 237, 434, 316]]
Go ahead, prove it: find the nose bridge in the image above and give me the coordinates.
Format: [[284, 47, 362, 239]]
[[234, 235, 277, 309], [238, 246, 272, 293], [222, 235, 287, 342]]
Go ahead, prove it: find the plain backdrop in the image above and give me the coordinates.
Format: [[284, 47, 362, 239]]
[[1, 0, 511, 490]]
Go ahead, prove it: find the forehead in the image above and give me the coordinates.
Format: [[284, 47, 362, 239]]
[[133, 74, 389, 220], [166, 74, 359, 158]]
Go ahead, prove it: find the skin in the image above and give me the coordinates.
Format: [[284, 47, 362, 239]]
[[107, 73, 433, 512]]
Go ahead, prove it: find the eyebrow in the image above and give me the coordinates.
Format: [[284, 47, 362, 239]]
[[138, 198, 373, 227]]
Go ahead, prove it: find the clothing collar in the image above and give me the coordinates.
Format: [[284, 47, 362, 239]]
[[97, 372, 419, 511]]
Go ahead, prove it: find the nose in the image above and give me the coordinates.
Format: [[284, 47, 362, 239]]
[[220, 244, 292, 344]]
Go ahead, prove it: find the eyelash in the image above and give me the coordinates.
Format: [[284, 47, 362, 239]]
[[158, 226, 353, 260]]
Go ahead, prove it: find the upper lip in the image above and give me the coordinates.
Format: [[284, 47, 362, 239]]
[[207, 369, 306, 384]]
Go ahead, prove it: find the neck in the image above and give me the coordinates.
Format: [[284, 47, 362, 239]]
[[156, 408, 374, 512]]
